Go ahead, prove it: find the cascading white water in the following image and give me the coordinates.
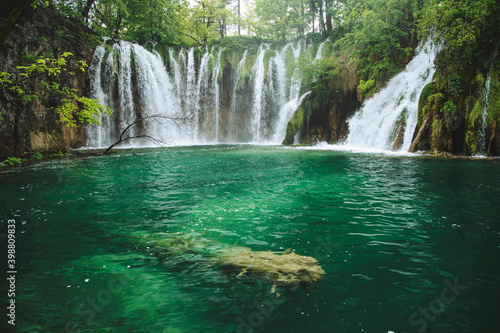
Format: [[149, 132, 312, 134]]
[[213, 48, 224, 141], [250, 44, 270, 142], [272, 92, 310, 143], [477, 51, 497, 155], [194, 49, 209, 140], [132, 44, 182, 143], [269, 41, 309, 143], [315, 38, 329, 60], [185, 48, 197, 119], [169, 48, 183, 97], [87, 38, 330, 147], [116, 42, 135, 138], [87, 42, 188, 147], [343, 40, 438, 152], [228, 50, 248, 138], [87, 45, 107, 147]]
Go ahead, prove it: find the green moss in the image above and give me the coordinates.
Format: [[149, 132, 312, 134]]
[[284, 46, 296, 78], [431, 118, 442, 141], [193, 46, 203, 61], [435, 73, 445, 92], [468, 98, 483, 129], [239, 50, 258, 82], [418, 83, 438, 113], [263, 49, 276, 78], [465, 131, 478, 155], [472, 72, 485, 88], [487, 68, 500, 121], [283, 106, 307, 144], [416, 82, 440, 129]]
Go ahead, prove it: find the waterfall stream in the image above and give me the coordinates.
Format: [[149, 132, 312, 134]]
[[342, 40, 438, 152], [478, 51, 497, 155], [87, 39, 327, 148]]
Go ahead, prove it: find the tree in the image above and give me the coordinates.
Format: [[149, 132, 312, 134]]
[[91, 0, 128, 38], [334, 0, 418, 85], [102, 114, 188, 154], [419, 0, 494, 97], [186, 0, 233, 44], [253, 0, 310, 40], [0, 53, 110, 127]]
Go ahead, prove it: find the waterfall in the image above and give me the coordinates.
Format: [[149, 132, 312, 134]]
[[477, 51, 497, 155], [87, 38, 329, 147], [250, 44, 270, 142], [185, 48, 197, 120], [87, 41, 187, 147], [87, 45, 107, 147], [270, 41, 309, 143], [229, 50, 248, 139], [169, 48, 183, 98], [343, 40, 438, 152], [194, 49, 209, 140], [213, 48, 224, 141], [315, 38, 330, 60], [272, 92, 310, 143]]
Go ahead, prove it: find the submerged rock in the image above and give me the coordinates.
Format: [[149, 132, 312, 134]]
[[149, 234, 326, 291], [216, 247, 326, 290]]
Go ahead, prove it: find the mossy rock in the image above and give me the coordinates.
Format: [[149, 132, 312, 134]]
[[283, 106, 307, 144], [216, 247, 325, 290]]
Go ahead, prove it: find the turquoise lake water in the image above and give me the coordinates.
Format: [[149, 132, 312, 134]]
[[1, 146, 499, 332]]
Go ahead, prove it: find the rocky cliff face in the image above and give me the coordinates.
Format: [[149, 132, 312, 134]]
[[0, 5, 99, 157], [283, 55, 360, 145]]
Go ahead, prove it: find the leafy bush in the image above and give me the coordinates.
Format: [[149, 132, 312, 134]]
[[5, 157, 22, 166]]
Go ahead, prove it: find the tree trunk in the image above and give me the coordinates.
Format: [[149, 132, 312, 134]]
[[81, 0, 96, 22], [325, 1, 332, 35], [238, 0, 241, 35], [409, 115, 432, 153], [318, 2, 325, 36]]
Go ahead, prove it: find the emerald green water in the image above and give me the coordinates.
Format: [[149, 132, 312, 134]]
[[1, 146, 499, 333]]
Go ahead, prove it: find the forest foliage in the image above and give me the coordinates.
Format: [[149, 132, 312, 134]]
[[4, 0, 498, 92], [1, 0, 499, 148]]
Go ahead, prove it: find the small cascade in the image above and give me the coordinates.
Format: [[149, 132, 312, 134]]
[[315, 37, 330, 60], [343, 40, 438, 152], [87, 45, 107, 147], [194, 49, 210, 140], [267, 48, 287, 117], [213, 48, 224, 141], [250, 44, 270, 142], [272, 39, 322, 143], [229, 50, 248, 139], [116, 42, 135, 137], [477, 51, 497, 155], [185, 48, 197, 119], [169, 48, 183, 97], [272, 92, 310, 143]]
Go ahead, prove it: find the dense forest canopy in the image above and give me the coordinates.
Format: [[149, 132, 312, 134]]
[[7, 0, 493, 86], [2, 1, 497, 84]]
